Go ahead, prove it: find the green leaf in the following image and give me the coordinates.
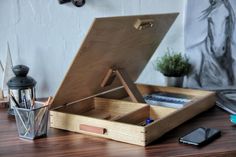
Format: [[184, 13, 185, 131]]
[[155, 49, 191, 77]]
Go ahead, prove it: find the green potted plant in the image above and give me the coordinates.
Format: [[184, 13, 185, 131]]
[[155, 49, 191, 87]]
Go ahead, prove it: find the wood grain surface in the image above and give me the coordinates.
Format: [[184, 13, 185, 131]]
[[51, 13, 178, 109], [0, 106, 236, 157]]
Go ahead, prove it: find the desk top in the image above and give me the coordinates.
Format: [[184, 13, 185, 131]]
[[0, 106, 236, 157]]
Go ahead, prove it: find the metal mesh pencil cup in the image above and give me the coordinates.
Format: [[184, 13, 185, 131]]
[[13, 103, 49, 140]]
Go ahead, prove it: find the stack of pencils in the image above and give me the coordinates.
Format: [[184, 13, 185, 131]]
[[10, 91, 52, 109]]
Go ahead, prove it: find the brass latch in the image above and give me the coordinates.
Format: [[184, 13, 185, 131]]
[[134, 19, 154, 30]]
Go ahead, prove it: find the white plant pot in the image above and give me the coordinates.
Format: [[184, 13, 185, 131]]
[[164, 76, 184, 87]]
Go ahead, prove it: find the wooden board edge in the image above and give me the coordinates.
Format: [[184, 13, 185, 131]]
[[136, 84, 215, 97]]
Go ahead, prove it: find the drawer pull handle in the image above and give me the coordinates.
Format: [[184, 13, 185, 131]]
[[80, 124, 106, 134]]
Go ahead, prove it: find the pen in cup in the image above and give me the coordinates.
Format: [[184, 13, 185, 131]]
[[22, 95, 28, 109], [10, 92, 21, 108], [30, 94, 35, 109], [45, 96, 52, 106]]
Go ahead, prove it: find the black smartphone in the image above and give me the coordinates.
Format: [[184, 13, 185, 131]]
[[179, 127, 221, 146]]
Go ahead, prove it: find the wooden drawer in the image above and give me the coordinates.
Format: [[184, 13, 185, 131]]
[[50, 85, 215, 146]]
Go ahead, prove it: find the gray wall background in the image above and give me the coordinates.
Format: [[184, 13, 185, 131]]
[[0, 0, 185, 98]]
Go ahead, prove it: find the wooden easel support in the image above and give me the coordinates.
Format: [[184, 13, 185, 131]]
[[101, 67, 145, 103]]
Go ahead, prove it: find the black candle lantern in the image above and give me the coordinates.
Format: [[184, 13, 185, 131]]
[[7, 65, 36, 115]]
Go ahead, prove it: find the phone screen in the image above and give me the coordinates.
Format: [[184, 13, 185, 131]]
[[179, 127, 221, 146]]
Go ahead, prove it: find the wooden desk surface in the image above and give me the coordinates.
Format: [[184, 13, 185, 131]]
[[0, 106, 236, 157]]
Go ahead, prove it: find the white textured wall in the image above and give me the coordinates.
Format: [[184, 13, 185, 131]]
[[0, 0, 185, 98]]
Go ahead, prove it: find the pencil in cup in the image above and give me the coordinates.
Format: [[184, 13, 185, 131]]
[[10, 92, 21, 108]]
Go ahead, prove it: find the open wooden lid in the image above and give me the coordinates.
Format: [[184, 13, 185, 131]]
[[51, 13, 178, 109]]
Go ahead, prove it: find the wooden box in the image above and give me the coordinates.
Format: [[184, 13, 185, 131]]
[[50, 14, 215, 146]]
